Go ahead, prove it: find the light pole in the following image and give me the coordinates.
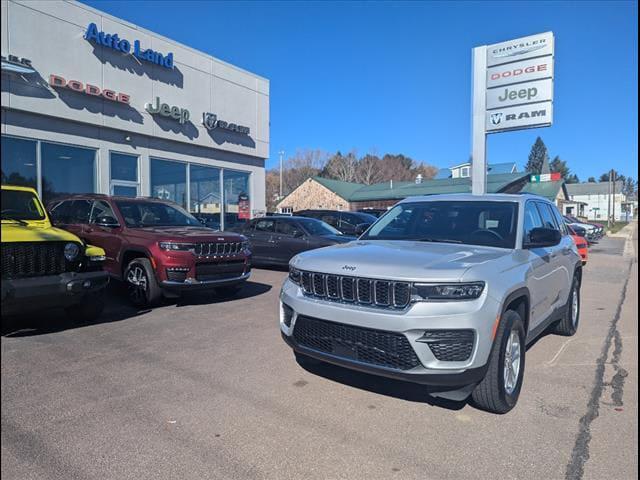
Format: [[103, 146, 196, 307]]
[[278, 150, 285, 199]]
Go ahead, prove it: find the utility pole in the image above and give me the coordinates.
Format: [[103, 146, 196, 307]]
[[612, 170, 616, 224], [278, 150, 285, 199], [608, 169, 613, 228]]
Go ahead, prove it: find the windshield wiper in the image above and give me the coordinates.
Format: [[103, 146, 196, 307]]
[[415, 237, 463, 244]]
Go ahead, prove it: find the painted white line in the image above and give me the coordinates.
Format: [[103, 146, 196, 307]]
[[545, 338, 577, 367]]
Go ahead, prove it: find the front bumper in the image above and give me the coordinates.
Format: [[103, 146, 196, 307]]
[[1, 271, 109, 315], [161, 271, 251, 291], [279, 279, 499, 387]]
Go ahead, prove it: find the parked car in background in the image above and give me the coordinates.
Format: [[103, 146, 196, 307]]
[[563, 216, 599, 243], [281, 194, 583, 414], [230, 216, 355, 267], [564, 215, 604, 239], [357, 208, 388, 218], [2, 185, 109, 321], [295, 209, 376, 236], [48, 195, 251, 306], [567, 225, 588, 265]]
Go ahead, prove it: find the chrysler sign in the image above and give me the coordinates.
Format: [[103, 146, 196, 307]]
[[487, 32, 554, 67]]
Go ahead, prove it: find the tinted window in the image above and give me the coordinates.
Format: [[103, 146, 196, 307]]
[[90, 200, 117, 223], [1, 136, 37, 189], [150, 159, 187, 208], [254, 219, 275, 232], [340, 213, 362, 228], [523, 202, 544, 244], [320, 213, 339, 227], [536, 202, 559, 230], [297, 218, 341, 236], [276, 220, 299, 236], [41, 142, 96, 204], [1, 189, 45, 221], [113, 185, 138, 197], [363, 201, 518, 248], [49, 200, 72, 223], [68, 200, 92, 224], [110, 152, 138, 182], [550, 205, 568, 235]]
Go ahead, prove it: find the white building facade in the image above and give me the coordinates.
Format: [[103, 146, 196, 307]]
[[1, 0, 269, 230], [565, 182, 632, 222]]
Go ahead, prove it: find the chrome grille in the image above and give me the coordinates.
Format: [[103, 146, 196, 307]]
[[298, 270, 411, 309], [193, 242, 242, 256]]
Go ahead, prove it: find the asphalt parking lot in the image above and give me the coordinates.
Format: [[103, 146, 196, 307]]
[[2, 227, 637, 480]]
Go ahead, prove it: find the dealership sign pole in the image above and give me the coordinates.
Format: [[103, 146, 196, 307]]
[[471, 32, 555, 195]]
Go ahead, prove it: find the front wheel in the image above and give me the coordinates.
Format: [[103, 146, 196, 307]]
[[471, 310, 526, 414], [124, 258, 162, 307], [552, 274, 580, 336]]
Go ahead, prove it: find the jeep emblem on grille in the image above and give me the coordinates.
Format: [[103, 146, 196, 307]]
[[342, 265, 356, 271]]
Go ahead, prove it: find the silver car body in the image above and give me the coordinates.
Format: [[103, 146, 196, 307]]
[[280, 194, 582, 389]]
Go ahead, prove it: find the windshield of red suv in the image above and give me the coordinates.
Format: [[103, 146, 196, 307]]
[[361, 201, 518, 248], [116, 200, 202, 228]]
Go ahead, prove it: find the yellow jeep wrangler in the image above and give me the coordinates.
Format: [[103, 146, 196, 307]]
[[1, 185, 109, 321]]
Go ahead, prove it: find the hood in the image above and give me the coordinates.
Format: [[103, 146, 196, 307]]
[[1, 222, 81, 243], [290, 240, 511, 282], [125, 226, 246, 242]]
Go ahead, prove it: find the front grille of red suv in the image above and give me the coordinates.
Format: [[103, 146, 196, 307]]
[[193, 242, 243, 257]]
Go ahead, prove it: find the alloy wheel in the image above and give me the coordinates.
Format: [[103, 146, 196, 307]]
[[503, 329, 522, 395], [127, 265, 148, 303], [571, 286, 579, 328]]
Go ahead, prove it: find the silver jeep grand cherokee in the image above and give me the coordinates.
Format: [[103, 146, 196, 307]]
[[280, 194, 582, 413]]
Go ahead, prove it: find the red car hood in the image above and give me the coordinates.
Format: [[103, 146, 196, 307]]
[[126, 226, 245, 242]]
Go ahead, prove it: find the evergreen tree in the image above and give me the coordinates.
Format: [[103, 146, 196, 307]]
[[587, 177, 596, 183], [525, 137, 550, 174], [550, 155, 570, 178]]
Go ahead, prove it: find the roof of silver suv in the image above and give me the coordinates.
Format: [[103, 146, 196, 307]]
[[398, 193, 548, 205]]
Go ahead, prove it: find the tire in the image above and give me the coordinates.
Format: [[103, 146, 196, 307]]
[[65, 290, 105, 323], [215, 283, 244, 298], [552, 274, 580, 336], [471, 310, 526, 414], [124, 257, 162, 307]]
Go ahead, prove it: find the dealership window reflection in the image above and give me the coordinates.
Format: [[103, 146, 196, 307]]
[[150, 158, 187, 208], [110, 152, 139, 197], [223, 170, 250, 229], [41, 142, 96, 203], [190, 164, 221, 229], [1, 136, 38, 189]]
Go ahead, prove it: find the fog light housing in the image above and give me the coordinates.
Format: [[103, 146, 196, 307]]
[[282, 302, 294, 327]]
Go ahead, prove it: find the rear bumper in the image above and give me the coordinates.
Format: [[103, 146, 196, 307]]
[[1, 271, 109, 315]]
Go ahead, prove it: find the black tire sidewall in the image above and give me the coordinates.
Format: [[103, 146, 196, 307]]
[[495, 311, 527, 409], [125, 258, 159, 307]]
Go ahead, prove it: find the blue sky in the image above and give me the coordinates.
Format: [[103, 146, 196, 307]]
[[82, 0, 638, 181]]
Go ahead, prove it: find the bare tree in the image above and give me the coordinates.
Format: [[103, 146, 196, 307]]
[[356, 153, 383, 185], [282, 149, 328, 194], [323, 150, 358, 182]]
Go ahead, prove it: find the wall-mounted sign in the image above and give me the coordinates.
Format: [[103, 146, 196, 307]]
[[145, 97, 190, 124], [238, 193, 250, 219], [530, 173, 561, 183], [1, 55, 35, 74], [84, 23, 174, 69], [49, 74, 130, 103], [485, 101, 553, 132], [202, 112, 250, 135], [486, 78, 553, 110]]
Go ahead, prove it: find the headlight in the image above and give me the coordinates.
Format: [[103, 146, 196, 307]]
[[64, 242, 80, 261], [412, 282, 485, 301], [158, 241, 195, 252], [289, 266, 301, 285]]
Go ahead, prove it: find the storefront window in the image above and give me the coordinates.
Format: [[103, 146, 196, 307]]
[[110, 152, 139, 196], [150, 158, 187, 208], [41, 142, 96, 203], [1, 136, 37, 189], [190, 164, 221, 229], [223, 170, 250, 229]]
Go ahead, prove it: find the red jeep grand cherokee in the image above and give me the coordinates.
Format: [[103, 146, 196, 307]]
[[48, 195, 251, 306]]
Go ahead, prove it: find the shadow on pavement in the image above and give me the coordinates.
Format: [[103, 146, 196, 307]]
[[295, 357, 468, 411], [1, 280, 272, 337]]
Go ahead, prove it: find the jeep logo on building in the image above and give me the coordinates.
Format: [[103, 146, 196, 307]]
[[145, 97, 190, 124]]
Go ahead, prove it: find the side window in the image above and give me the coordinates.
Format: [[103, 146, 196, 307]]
[[550, 205, 569, 235], [320, 213, 338, 227], [523, 202, 544, 244], [536, 202, 559, 230], [254, 219, 275, 232], [49, 200, 72, 224], [340, 213, 359, 228], [69, 200, 92, 224], [90, 200, 118, 223], [276, 220, 298, 236]]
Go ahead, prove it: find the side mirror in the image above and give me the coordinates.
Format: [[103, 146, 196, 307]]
[[525, 227, 561, 248], [95, 215, 120, 228], [354, 223, 369, 236]]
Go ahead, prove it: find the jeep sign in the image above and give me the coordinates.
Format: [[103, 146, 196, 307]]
[[486, 78, 553, 110], [485, 102, 553, 132]]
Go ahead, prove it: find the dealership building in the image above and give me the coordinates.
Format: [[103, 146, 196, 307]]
[[1, 0, 269, 229]]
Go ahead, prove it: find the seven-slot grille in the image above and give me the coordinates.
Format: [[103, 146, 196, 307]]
[[1, 242, 73, 279], [293, 315, 421, 370], [195, 260, 246, 281], [193, 242, 243, 257], [299, 270, 411, 308]]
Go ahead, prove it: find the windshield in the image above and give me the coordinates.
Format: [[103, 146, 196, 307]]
[[361, 200, 518, 248], [1, 189, 46, 221], [298, 218, 342, 236], [116, 200, 202, 228]]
